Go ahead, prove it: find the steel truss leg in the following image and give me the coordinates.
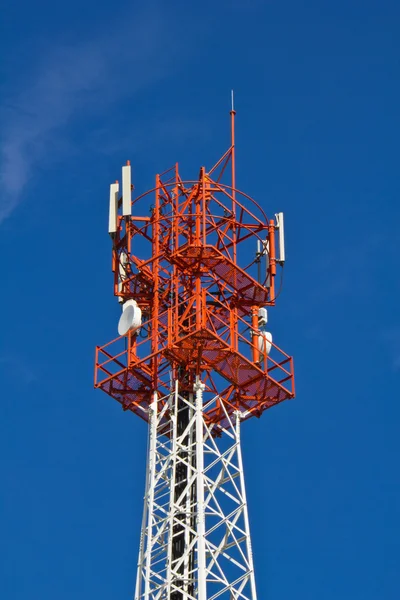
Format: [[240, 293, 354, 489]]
[[134, 382, 258, 600]]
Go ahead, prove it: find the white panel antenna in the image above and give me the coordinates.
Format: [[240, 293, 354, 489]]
[[275, 212, 285, 264], [258, 307, 268, 327], [108, 182, 119, 234], [122, 162, 132, 216]]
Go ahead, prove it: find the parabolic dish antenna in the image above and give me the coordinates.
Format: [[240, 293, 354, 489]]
[[118, 304, 142, 336]]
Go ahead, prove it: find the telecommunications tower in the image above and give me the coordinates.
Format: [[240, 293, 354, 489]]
[[95, 105, 295, 600]]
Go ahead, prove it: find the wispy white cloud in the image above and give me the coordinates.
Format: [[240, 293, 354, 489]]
[[0, 4, 186, 224]]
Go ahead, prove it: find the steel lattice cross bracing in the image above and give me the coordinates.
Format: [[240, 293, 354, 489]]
[[135, 383, 257, 600], [94, 109, 295, 599]]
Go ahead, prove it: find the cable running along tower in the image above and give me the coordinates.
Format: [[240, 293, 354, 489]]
[[95, 106, 295, 600]]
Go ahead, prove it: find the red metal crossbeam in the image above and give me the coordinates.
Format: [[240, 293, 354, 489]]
[[95, 118, 295, 429]]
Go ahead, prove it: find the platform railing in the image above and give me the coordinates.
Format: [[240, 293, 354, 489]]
[[95, 290, 294, 397]]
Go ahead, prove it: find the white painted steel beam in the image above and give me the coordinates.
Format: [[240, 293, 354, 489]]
[[133, 382, 258, 600]]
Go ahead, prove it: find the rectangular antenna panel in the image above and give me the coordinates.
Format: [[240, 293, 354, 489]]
[[276, 212, 285, 264], [108, 182, 119, 234], [122, 165, 132, 216]]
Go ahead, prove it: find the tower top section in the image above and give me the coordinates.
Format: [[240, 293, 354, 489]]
[[95, 110, 294, 433]]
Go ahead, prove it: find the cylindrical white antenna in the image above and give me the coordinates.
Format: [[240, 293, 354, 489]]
[[108, 181, 119, 234], [122, 162, 132, 216]]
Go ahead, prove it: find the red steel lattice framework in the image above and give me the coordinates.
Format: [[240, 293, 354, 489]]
[[94, 109, 295, 433]]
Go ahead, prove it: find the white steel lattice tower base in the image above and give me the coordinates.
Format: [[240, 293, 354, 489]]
[[134, 380, 257, 600]]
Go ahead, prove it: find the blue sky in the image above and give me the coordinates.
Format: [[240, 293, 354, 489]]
[[1, 0, 399, 598]]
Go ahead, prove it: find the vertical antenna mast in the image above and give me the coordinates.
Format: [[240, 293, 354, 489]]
[[95, 107, 295, 599], [230, 90, 236, 207]]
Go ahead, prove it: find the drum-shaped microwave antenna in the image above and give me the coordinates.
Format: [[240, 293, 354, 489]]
[[258, 331, 273, 356], [118, 301, 142, 336]]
